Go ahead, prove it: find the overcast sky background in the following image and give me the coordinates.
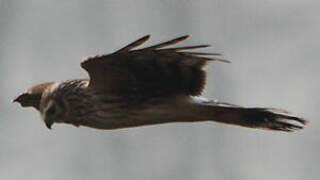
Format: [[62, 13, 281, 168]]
[[0, 0, 319, 180]]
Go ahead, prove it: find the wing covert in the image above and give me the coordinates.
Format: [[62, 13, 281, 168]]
[[81, 35, 228, 101]]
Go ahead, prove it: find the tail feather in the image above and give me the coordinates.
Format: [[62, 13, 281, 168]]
[[196, 103, 307, 132]]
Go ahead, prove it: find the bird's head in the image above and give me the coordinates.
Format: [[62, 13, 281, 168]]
[[14, 82, 67, 129]]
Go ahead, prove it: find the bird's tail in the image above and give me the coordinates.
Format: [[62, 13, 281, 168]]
[[194, 102, 307, 132]]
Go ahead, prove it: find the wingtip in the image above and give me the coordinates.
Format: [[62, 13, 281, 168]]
[[142, 34, 151, 40], [218, 59, 231, 63], [210, 58, 231, 63], [178, 35, 190, 41], [273, 114, 307, 132], [267, 108, 308, 126], [296, 117, 308, 125]]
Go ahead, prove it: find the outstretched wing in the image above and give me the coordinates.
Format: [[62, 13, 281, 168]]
[[81, 35, 228, 102]]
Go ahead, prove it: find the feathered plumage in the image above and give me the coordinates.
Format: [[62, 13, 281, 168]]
[[14, 35, 307, 131]]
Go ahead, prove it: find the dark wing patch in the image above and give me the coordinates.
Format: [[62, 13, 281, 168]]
[[81, 35, 228, 102]]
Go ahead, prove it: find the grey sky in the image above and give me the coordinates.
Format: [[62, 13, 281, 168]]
[[0, 0, 319, 180]]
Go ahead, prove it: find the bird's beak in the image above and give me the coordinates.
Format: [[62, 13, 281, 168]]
[[13, 93, 29, 105], [13, 93, 41, 109]]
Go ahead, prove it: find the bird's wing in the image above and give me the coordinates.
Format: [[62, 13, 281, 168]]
[[81, 35, 228, 102], [194, 99, 307, 132]]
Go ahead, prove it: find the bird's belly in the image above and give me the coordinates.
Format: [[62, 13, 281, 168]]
[[75, 99, 198, 130]]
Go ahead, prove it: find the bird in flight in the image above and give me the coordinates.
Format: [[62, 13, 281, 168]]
[[14, 35, 307, 132]]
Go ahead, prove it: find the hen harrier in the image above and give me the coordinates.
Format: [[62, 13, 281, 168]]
[[14, 35, 306, 131]]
